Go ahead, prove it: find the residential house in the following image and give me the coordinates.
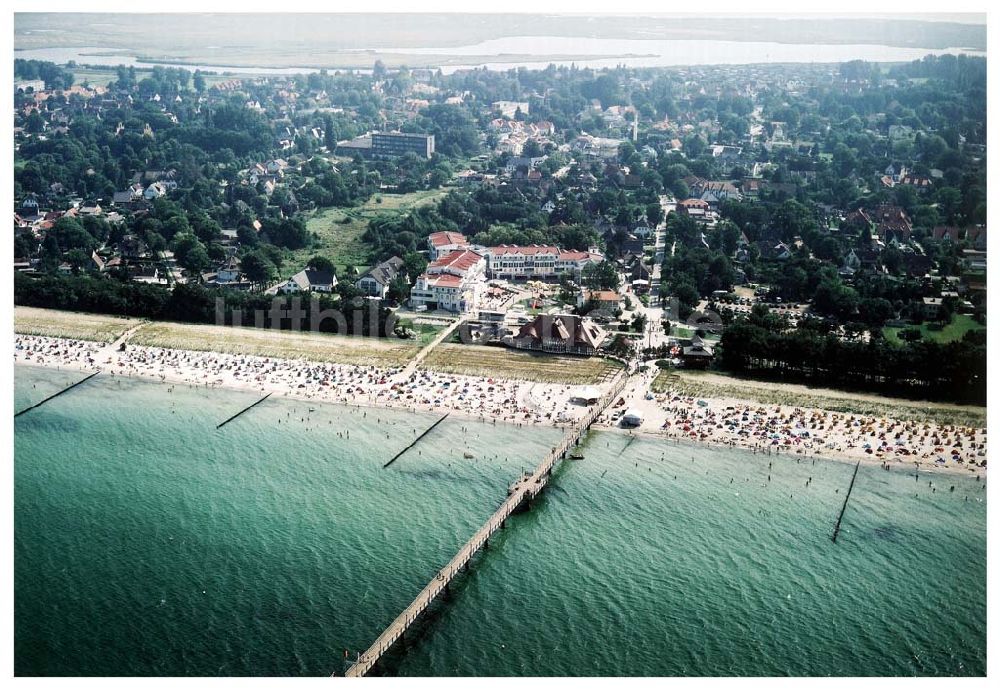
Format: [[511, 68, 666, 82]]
[[931, 226, 962, 243], [586, 290, 622, 311], [143, 182, 167, 200], [215, 257, 243, 283], [356, 256, 405, 299], [966, 226, 987, 251], [675, 198, 711, 218], [870, 204, 913, 244], [755, 240, 793, 261], [699, 181, 743, 208], [922, 296, 944, 319], [280, 268, 338, 294]]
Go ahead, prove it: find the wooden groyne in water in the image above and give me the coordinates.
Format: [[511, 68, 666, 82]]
[[216, 393, 271, 429], [383, 414, 450, 468], [832, 461, 861, 543], [343, 372, 628, 677], [14, 370, 101, 418]]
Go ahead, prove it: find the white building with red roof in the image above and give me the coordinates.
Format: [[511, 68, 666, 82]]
[[482, 245, 602, 281], [427, 231, 470, 260], [410, 249, 486, 313]]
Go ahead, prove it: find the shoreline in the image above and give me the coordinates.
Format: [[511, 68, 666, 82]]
[[14, 333, 986, 478], [13, 334, 590, 432], [589, 423, 977, 479]]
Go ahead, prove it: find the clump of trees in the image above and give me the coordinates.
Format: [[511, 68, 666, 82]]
[[15, 272, 395, 337], [719, 319, 985, 404]]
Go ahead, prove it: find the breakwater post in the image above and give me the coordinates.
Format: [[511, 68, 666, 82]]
[[832, 461, 861, 543], [14, 370, 101, 418], [216, 393, 271, 429], [383, 414, 450, 468]]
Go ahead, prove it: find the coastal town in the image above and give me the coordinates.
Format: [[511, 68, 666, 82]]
[[10, 9, 991, 683], [14, 48, 987, 426]]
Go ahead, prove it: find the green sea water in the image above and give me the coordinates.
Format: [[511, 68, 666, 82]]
[[14, 365, 987, 676]]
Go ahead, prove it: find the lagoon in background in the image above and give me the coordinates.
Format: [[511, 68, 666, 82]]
[[13, 37, 985, 77]]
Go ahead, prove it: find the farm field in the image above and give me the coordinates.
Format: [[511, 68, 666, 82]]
[[14, 307, 138, 343], [422, 343, 622, 385]]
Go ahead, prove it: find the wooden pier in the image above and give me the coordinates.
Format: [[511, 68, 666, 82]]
[[343, 372, 628, 677]]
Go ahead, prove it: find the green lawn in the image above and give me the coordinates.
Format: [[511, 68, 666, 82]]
[[286, 188, 450, 277], [883, 314, 985, 345]]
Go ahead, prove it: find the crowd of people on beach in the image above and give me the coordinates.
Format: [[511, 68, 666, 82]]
[[14, 334, 584, 427], [15, 333, 987, 475], [612, 389, 987, 474]]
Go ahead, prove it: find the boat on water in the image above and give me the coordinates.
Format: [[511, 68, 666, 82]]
[[463, 452, 475, 459], [569, 450, 585, 460]]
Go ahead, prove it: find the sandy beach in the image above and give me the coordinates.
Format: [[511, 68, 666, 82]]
[[15, 333, 987, 477], [595, 365, 987, 477], [13, 334, 590, 430]]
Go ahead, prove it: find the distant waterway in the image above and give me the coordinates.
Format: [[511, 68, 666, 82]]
[[13, 36, 985, 76], [14, 365, 986, 676]]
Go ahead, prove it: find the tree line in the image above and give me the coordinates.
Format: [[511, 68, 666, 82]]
[[718, 321, 985, 405], [15, 273, 396, 337]]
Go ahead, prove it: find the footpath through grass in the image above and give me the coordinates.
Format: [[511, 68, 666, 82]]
[[14, 306, 137, 343]]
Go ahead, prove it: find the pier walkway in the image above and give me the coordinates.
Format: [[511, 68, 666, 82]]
[[343, 371, 629, 677]]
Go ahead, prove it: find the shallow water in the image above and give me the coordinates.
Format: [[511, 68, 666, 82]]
[[14, 366, 986, 676]]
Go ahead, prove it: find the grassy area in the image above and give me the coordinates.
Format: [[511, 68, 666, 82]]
[[129, 320, 420, 367], [298, 208, 372, 275], [72, 68, 122, 88], [288, 188, 450, 277], [883, 314, 985, 345], [396, 319, 446, 347], [14, 306, 137, 343], [422, 343, 622, 384], [651, 368, 985, 428]]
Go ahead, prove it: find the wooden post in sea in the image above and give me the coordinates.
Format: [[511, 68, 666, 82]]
[[832, 461, 861, 543]]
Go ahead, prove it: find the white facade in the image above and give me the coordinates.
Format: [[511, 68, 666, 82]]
[[483, 245, 602, 282], [409, 250, 486, 313]]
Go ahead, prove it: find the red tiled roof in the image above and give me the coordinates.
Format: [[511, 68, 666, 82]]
[[419, 273, 463, 288], [428, 249, 483, 273], [488, 244, 560, 255], [428, 231, 468, 247]]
